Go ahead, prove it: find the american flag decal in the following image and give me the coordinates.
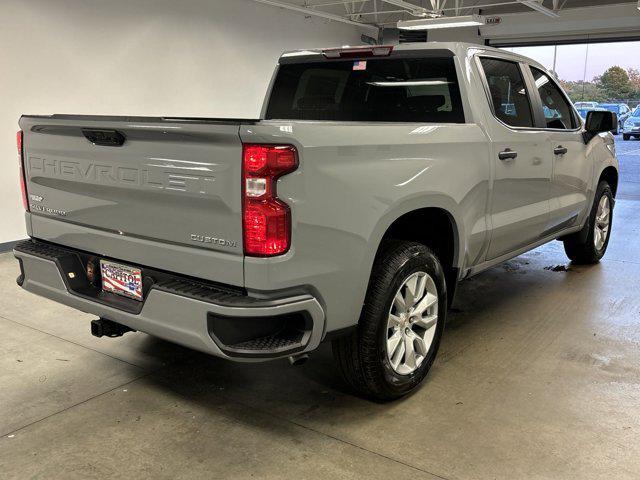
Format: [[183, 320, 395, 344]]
[[353, 60, 367, 71]]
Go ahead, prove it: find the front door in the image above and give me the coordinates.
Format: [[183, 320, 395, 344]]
[[527, 66, 591, 233]]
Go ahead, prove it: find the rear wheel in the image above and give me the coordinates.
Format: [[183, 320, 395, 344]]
[[563, 181, 613, 264], [623, 134, 631, 141], [332, 241, 447, 401]]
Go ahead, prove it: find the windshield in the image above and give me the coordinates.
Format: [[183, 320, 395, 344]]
[[266, 56, 465, 123]]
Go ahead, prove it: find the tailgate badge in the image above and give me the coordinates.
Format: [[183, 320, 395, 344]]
[[190, 234, 237, 248]]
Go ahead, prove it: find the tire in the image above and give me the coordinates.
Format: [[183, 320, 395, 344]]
[[563, 181, 614, 264], [332, 241, 447, 401], [623, 134, 631, 141]]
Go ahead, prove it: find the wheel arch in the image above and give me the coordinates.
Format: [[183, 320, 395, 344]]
[[598, 165, 619, 197], [366, 198, 464, 307], [378, 207, 460, 271]]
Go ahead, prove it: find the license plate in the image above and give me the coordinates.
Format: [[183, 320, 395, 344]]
[[100, 260, 143, 301]]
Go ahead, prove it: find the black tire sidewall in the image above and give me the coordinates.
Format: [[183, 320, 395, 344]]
[[373, 245, 447, 397]]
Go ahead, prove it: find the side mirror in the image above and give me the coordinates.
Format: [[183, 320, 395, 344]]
[[584, 110, 618, 143], [586, 110, 617, 132], [583, 110, 617, 143]]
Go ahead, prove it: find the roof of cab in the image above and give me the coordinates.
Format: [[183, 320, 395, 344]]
[[280, 41, 548, 74]]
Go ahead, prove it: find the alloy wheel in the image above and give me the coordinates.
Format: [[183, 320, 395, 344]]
[[386, 271, 438, 375], [594, 195, 611, 251]]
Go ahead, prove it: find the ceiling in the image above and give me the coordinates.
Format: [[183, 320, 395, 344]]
[[262, 0, 639, 27]]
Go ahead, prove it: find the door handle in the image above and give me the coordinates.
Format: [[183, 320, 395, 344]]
[[82, 129, 126, 147], [498, 148, 518, 161], [554, 145, 568, 156]]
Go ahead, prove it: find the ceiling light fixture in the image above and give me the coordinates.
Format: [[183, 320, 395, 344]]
[[397, 14, 485, 30], [517, 0, 560, 18]]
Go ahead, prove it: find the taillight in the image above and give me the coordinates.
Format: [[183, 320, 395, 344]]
[[17, 130, 29, 211], [242, 144, 298, 257]]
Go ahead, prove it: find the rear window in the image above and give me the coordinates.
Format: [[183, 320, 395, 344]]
[[265, 57, 464, 123]]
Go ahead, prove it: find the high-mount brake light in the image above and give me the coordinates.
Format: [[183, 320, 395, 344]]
[[242, 144, 298, 257], [322, 45, 394, 59], [17, 130, 29, 211]]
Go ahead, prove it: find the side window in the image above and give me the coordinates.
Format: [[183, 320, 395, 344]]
[[530, 67, 577, 130], [479, 57, 534, 128]]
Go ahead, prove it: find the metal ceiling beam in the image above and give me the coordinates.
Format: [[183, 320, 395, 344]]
[[517, 0, 561, 17], [249, 0, 380, 32], [381, 0, 430, 17]]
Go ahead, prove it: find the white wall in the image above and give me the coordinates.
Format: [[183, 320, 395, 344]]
[[0, 0, 365, 243]]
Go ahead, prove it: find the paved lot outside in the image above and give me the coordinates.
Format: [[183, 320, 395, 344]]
[[616, 134, 640, 200]]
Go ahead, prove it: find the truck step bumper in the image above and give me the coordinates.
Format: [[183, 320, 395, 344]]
[[14, 240, 325, 362]]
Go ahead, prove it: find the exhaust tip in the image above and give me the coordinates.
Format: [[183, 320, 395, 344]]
[[288, 353, 309, 366]]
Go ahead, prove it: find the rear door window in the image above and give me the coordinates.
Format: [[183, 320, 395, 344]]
[[266, 57, 464, 123], [479, 57, 535, 128]]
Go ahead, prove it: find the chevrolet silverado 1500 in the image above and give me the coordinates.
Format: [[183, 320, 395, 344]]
[[14, 43, 619, 400]]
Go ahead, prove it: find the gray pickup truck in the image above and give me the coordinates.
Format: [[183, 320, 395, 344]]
[[14, 42, 619, 400]]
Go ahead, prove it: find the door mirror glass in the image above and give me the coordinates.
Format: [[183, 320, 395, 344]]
[[585, 110, 617, 133]]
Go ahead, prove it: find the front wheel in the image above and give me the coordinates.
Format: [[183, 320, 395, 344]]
[[563, 181, 613, 264], [622, 134, 631, 141], [332, 241, 447, 401]]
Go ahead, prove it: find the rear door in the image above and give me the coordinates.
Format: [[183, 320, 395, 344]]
[[477, 57, 553, 260], [527, 66, 591, 233], [19, 116, 246, 285]]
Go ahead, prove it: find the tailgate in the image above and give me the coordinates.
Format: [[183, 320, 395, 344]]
[[19, 115, 248, 286]]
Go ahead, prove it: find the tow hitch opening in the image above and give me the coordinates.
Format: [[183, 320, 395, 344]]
[[91, 318, 135, 338]]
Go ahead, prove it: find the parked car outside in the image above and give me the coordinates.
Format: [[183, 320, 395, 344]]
[[621, 107, 640, 140], [577, 107, 603, 120], [575, 101, 599, 109], [599, 103, 632, 130]]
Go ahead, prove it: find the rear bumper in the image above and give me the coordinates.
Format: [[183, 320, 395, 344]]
[[14, 240, 325, 362]]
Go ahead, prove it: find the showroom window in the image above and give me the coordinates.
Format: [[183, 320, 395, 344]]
[[479, 57, 535, 128], [265, 57, 465, 123], [530, 66, 577, 130], [502, 41, 640, 110]]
